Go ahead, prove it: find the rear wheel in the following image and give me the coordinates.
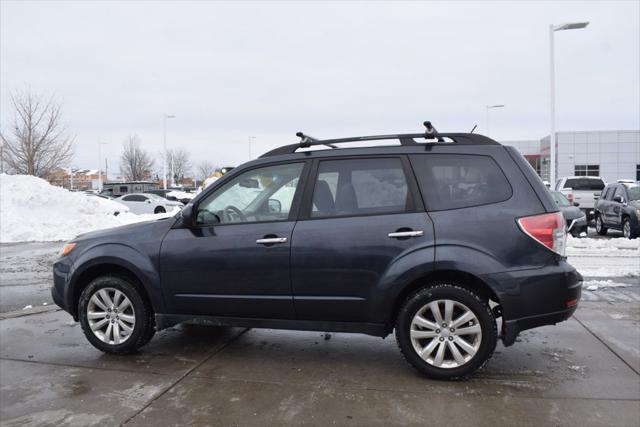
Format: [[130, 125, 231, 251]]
[[154, 206, 166, 214], [595, 215, 607, 235], [78, 276, 155, 353], [395, 284, 497, 380]]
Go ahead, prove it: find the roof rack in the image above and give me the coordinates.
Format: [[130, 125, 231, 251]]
[[260, 121, 500, 158]]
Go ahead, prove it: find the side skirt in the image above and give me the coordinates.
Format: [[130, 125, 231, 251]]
[[155, 313, 389, 338]]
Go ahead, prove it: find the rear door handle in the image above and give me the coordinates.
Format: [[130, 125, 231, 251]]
[[256, 237, 288, 245], [388, 230, 424, 238]]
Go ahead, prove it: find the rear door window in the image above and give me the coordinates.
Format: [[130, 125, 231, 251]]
[[410, 154, 512, 211], [310, 158, 411, 218], [564, 178, 605, 191]]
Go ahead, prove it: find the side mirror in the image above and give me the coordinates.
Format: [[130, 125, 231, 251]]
[[267, 199, 282, 213], [181, 204, 194, 227], [613, 195, 624, 203], [573, 202, 580, 207]]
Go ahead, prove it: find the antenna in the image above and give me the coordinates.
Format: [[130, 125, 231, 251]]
[[470, 124, 478, 134]]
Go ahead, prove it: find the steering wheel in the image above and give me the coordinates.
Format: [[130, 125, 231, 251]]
[[223, 205, 247, 223]]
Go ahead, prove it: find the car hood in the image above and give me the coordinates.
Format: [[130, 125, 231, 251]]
[[73, 216, 177, 243]]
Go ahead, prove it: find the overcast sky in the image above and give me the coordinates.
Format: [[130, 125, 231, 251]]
[[1, 0, 639, 175]]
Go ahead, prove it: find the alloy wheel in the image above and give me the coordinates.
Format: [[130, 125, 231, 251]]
[[596, 217, 602, 232], [410, 299, 482, 369], [87, 287, 136, 345], [624, 221, 631, 238]]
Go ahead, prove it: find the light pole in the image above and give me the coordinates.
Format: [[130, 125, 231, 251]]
[[163, 114, 176, 189], [248, 136, 256, 160], [97, 142, 108, 191], [485, 104, 505, 137], [549, 21, 589, 186]]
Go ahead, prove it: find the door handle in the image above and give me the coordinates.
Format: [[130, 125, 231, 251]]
[[256, 237, 288, 245], [387, 230, 424, 238]]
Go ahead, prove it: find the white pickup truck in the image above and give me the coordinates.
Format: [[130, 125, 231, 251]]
[[554, 176, 606, 223]]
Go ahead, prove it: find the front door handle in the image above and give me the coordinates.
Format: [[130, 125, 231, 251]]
[[388, 230, 424, 238], [256, 237, 288, 245]]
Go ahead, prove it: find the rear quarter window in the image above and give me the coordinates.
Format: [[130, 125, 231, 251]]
[[410, 154, 512, 211]]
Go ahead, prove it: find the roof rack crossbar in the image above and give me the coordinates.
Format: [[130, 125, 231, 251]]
[[260, 123, 500, 158]]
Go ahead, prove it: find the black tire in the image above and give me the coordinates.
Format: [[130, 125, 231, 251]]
[[78, 276, 155, 354], [623, 217, 638, 239], [595, 215, 607, 235], [395, 284, 497, 380], [154, 206, 166, 214]]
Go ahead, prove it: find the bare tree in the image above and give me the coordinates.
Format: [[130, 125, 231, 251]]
[[196, 160, 217, 181], [162, 148, 191, 182], [120, 135, 154, 181], [0, 90, 75, 177]]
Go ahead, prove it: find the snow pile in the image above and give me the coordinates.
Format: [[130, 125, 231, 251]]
[[0, 174, 175, 243], [566, 235, 639, 253], [582, 280, 632, 291]]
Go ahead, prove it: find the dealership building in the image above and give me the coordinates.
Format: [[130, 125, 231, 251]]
[[503, 130, 640, 185]]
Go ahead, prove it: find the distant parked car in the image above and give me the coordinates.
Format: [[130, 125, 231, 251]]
[[115, 193, 183, 214], [146, 189, 179, 201], [554, 176, 606, 222], [594, 182, 640, 239], [550, 191, 587, 237]]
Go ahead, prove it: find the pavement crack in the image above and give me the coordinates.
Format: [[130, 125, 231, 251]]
[[573, 315, 640, 376]]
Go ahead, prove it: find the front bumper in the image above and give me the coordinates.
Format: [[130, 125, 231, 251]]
[[483, 260, 583, 346], [52, 257, 73, 315]]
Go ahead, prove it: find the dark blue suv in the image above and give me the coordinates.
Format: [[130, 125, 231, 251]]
[[53, 124, 582, 379]]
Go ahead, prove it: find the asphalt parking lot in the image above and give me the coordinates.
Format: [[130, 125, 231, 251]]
[[1, 239, 639, 426]]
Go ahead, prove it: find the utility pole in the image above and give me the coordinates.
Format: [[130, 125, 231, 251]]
[[548, 21, 589, 185], [97, 142, 108, 191], [163, 114, 176, 189]]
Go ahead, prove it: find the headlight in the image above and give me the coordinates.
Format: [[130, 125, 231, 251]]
[[59, 242, 76, 257]]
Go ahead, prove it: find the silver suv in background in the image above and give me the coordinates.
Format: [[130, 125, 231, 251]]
[[555, 176, 606, 222]]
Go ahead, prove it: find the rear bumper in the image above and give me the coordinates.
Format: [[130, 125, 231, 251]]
[[502, 306, 577, 346], [483, 260, 583, 346]]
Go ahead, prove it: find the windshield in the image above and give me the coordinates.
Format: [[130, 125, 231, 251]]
[[551, 191, 571, 207], [626, 185, 640, 201]]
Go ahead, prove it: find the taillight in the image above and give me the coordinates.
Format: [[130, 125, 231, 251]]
[[517, 212, 566, 256]]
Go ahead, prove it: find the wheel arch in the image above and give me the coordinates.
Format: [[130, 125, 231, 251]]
[[387, 269, 501, 333], [68, 259, 157, 320]]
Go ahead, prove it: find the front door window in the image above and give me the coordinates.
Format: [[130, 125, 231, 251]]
[[196, 163, 304, 225]]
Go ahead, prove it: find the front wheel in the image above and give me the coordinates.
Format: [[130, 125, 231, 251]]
[[154, 206, 166, 214], [395, 284, 497, 379], [78, 276, 155, 353], [623, 218, 638, 239], [595, 215, 607, 235]]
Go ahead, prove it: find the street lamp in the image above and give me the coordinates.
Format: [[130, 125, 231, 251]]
[[549, 21, 589, 186], [485, 104, 505, 137], [163, 114, 176, 189], [248, 136, 256, 160], [97, 141, 108, 191]]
